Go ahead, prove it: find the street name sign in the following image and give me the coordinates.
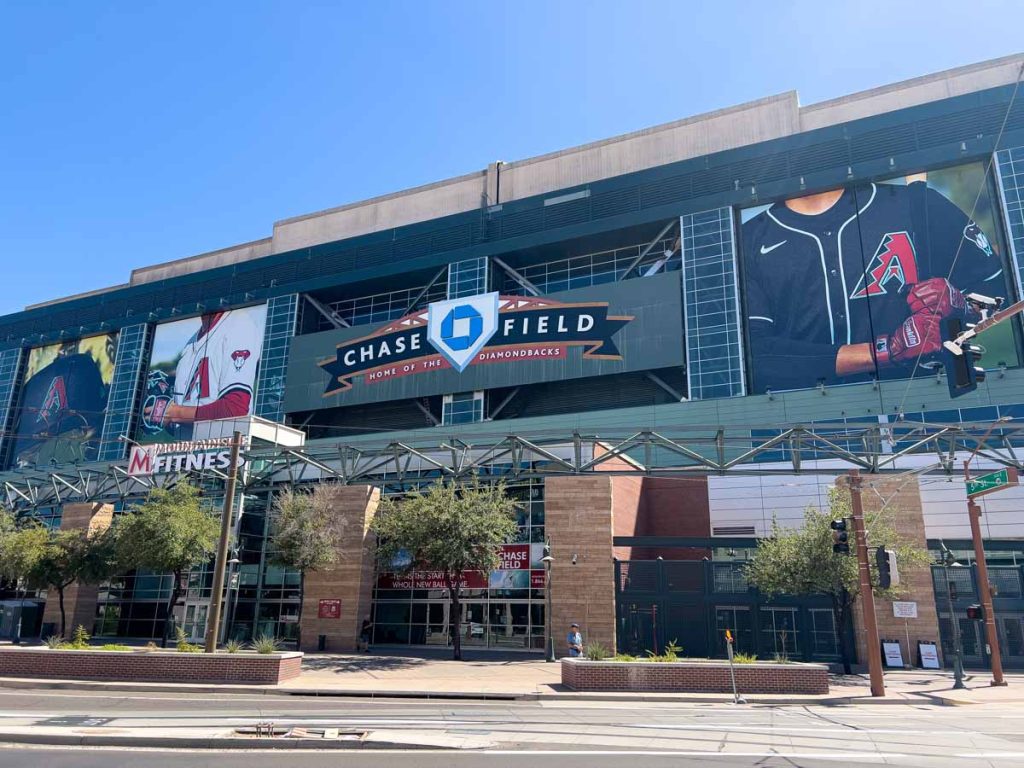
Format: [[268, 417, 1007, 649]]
[[966, 467, 1019, 499]]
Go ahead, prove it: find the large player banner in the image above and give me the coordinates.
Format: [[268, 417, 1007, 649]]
[[135, 305, 267, 445], [739, 162, 1018, 393], [7, 333, 118, 468]]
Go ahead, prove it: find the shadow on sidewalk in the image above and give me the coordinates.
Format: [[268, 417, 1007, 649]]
[[300, 646, 547, 674]]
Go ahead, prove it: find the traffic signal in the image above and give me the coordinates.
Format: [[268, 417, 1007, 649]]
[[831, 519, 850, 555], [943, 318, 986, 398], [875, 547, 899, 589], [966, 604, 985, 621]]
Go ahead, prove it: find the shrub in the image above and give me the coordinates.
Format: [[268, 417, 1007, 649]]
[[250, 634, 282, 654], [65, 625, 91, 650], [732, 652, 757, 664], [174, 628, 202, 654], [584, 641, 609, 661], [645, 639, 682, 662], [144, 641, 159, 652], [224, 638, 244, 654], [612, 653, 637, 662], [44, 635, 65, 649], [99, 644, 132, 651], [772, 651, 791, 664]]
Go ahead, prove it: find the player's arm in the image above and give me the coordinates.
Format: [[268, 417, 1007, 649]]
[[150, 389, 252, 424]]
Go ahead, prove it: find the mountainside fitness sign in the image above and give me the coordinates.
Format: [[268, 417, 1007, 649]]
[[283, 273, 685, 410], [127, 437, 245, 477]]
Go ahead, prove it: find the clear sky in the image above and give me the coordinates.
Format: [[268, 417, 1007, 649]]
[[2, 0, 1022, 315]]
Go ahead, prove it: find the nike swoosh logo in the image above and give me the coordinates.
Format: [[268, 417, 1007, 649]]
[[760, 241, 787, 254]]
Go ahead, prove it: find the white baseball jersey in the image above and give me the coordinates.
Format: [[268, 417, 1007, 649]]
[[173, 309, 264, 408]]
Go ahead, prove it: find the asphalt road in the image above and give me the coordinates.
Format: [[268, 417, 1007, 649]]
[[1, 687, 1023, 767]]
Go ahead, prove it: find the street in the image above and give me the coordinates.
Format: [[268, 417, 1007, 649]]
[[1, 687, 1024, 766]]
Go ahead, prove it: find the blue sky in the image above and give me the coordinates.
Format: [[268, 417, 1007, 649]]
[[2, 1, 1022, 315]]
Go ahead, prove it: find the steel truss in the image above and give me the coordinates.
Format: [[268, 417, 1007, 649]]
[[4, 419, 1023, 512]]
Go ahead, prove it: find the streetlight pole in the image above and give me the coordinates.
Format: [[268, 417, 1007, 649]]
[[542, 549, 555, 662], [205, 431, 243, 654], [941, 544, 967, 690]]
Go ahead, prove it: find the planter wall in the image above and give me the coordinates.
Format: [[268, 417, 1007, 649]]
[[0, 648, 303, 685], [562, 658, 829, 695]]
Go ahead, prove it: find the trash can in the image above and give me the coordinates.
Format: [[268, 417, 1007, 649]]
[[318, 634, 326, 652]]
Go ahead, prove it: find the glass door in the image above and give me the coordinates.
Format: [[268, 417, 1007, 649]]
[[182, 603, 208, 642]]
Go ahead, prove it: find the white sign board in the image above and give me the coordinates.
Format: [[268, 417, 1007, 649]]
[[893, 601, 918, 619], [882, 640, 905, 668], [919, 641, 941, 669], [127, 438, 245, 477]]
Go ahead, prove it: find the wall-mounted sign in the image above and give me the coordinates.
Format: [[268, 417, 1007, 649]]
[[892, 601, 918, 619], [126, 437, 245, 477], [284, 273, 685, 411], [318, 599, 342, 619]]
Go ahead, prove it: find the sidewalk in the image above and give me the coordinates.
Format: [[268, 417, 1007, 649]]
[[2, 649, 1024, 705]]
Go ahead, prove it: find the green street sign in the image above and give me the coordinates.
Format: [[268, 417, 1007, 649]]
[[966, 468, 1019, 499]]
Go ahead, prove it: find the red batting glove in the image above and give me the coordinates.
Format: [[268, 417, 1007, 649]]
[[906, 277, 968, 319], [875, 312, 944, 366]]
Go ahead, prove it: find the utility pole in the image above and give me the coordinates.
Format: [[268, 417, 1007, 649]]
[[847, 470, 885, 697], [964, 460, 1007, 686], [205, 431, 243, 654]]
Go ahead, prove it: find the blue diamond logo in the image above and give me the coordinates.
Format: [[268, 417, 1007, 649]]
[[427, 292, 499, 372]]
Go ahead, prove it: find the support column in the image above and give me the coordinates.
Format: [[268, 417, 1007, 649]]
[[544, 476, 616, 656], [850, 477, 942, 668], [298, 485, 380, 652], [41, 503, 115, 638]]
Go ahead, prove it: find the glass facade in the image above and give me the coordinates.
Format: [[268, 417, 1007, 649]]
[[372, 481, 546, 650], [0, 347, 23, 466], [442, 391, 484, 425], [447, 257, 489, 299], [996, 146, 1024, 301], [318, 281, 446, 331], [98, 323, 150, 462], [681, 208, 744, 400], [254, 294, 299, 424]]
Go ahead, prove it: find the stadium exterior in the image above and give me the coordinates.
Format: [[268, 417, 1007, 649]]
[[3, 55, 1024, 668]]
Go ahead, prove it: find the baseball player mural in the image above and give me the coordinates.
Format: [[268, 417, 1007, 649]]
[[137, 305, 267, 444], [8, 333, 118, 468], [740, 163, 1017, 392]]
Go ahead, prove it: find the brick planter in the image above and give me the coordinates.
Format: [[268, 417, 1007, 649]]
[[561, 658, 829, 695], [0, 647, 303, 685]]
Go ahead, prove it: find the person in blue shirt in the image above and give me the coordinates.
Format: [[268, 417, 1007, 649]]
[[566, 623, 583, 657]]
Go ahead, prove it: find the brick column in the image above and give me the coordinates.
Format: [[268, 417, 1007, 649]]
[[849, 477, 942, 668], [41, 503, 114, 638], [298, 484, 380, 653], [544, 476, 616, 656]]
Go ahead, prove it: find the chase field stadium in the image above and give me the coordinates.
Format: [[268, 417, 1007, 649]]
[[3, 55, 1024, 670]]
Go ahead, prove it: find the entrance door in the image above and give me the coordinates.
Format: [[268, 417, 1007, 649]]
[[459, 601, 487, 647], [488, 601, 531, 649], [182, 603, 208, 643]]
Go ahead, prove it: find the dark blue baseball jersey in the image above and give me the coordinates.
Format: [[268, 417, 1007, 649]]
[[742, 181, 1004, 391], [9, 352, 107, 467]]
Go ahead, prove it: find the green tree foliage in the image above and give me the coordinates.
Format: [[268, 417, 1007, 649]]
[[371, 480, 519, 660], [114, 484, 219, 647], [745, 486, 930, 673], [269, 485, 347, 643]]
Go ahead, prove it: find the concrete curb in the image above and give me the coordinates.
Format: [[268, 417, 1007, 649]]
[[0, 732, 444, 750]]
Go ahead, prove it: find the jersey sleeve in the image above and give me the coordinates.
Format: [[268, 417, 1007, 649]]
[[916, 183, 1004, 293], [214, 313, 259, 399]]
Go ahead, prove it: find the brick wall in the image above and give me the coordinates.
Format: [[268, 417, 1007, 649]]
[[546, 476, 616, 655], [298, 485, 380, 653], [41, 503, 114, 638], [848, 477, 943, 668], [0, 648, 302, 684], [561, 658, 829, 694]]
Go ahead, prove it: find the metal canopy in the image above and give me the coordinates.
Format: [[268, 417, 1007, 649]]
[[4, 419, 1022, 512]]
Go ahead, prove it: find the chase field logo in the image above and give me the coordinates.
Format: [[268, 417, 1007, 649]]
[[319, 293, 633, 396]]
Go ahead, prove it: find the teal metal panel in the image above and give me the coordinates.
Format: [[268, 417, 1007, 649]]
[[253, 294, 299, 423], [0, 347, 24, 467], [98, 324, 151, 461]]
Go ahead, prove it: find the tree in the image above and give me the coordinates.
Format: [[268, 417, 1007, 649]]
[[269, 485, 347, 644], [27, 527, 117, 637], [114, 483, 219, 647], [745, 486, 930, 674], [371, 480, 519, 660]]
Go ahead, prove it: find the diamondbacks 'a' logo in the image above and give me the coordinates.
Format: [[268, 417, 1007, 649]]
[[231, 349, 251, 371], [850, 231, 919, 299], [37, 376, 67, 424], [183, 358, 210, 403]]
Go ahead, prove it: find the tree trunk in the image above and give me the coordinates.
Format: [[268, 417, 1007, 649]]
[[448, 573, 462, 661], [162, 570, 183, 649], [57, 586, 66, 638], [833, 589, 853, 675]]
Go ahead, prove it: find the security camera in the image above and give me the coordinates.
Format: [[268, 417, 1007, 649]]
[[571, 553, 578, 565], [965, 292, 1002, 310]]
